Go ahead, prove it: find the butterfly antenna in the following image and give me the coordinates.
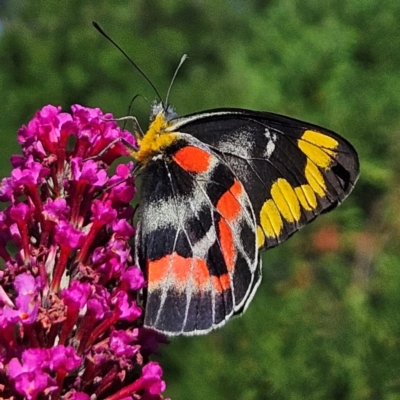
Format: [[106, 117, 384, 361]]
[[92, 21, 163, 103], [165, 54, 188, 106], [122, 93, 143, 130], [126, 93, 145, 116]]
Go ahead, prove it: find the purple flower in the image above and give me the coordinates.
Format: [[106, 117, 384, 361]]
[[10, 369, 57, 400], [112, 291, 142, 322], [1, 273, 41, 325], [127, 362, 167, 397], [11, 155, 50, 186], [110, 329, 139, 357], [61, 280, 92, 309], [71, 158, 108, 186], [42, 198, 70, 222], [14, 272, 41, 296], [54, 220, 86, 249], [8, 349, 58, 399], [87, 287, 111, 319], [0, 105, 168, 399], [112, 218, 136, 238], [121, 267, 146, 291], [91, 199, 118, 225], [49, 346, 81, 371]]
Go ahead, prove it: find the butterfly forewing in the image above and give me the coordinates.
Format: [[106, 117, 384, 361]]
[[167, 109, 359, 250]]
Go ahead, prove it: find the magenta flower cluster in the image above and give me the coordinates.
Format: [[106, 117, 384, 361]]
[[0, 105, 168, 399]]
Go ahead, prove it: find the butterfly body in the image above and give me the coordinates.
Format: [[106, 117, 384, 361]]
[[132, 104, 359, 336]]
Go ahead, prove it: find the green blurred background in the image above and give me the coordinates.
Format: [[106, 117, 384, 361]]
[[1, 1, 400, 399]]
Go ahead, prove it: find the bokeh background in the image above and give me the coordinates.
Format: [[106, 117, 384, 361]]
[[1, 1, 400, 399]]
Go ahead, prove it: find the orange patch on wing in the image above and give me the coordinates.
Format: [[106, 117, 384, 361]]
[[170, 253, 191, 285], [212, 273, 231, 292], [147, 256, 171, 288], [217, 180, 243, 222], [191, 257, 210, 288], [218, 218, 236, 272], [148, 252, 211, 291], [173, 146, 212, 173]]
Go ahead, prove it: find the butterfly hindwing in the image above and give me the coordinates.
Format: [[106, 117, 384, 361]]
[[136, 136, 261, 335]]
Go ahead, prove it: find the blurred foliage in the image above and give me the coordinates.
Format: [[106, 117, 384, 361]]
[[1, 0, 400, 399]]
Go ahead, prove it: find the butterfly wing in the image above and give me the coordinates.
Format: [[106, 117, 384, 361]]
[[136, 136, 261, 335], [168, 109, 360, 249]]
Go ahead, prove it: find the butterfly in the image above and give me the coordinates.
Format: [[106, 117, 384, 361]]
[[129, 101, 360, 336]]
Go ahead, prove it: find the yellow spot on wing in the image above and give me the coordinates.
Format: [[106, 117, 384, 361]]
[[305, 159, 326, 197], [256, 225, 265, 248], [298, 130, 338, 169], [260, 199, 283, 239], [295, 184, 318, 211], [271, 179, 301, 223], [302, 130, 339, 149]]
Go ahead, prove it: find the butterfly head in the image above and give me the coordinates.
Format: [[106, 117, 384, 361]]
[[150, 101, 178, 122], [132, 101, 179, 165]]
